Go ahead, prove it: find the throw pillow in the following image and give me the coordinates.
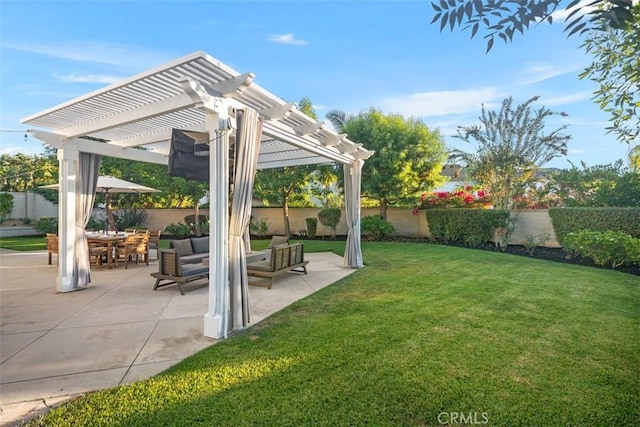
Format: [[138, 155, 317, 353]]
[[191, 236, 209, 254], [171, 239, 193, 257]]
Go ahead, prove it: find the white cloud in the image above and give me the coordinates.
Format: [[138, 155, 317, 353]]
[[537, 92, 592, 106], [569, 149, 584, 154], [3, 41, 172, 71], [267, 33, 308, 46], [516, 62, 584, 85], [53, 73, 121, 84], [549, 0, 595, 22], [378, 88, 503, 117]]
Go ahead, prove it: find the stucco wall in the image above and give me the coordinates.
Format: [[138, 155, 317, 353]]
[[5, 192, 58, 221], [2, 193, 559, 246], [143, 207, 560, 247]]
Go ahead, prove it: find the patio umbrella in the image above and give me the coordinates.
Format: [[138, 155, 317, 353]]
[[41, 175, 159, 231]]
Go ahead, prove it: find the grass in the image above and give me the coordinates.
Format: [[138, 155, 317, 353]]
[[24, 241, 639, 426]]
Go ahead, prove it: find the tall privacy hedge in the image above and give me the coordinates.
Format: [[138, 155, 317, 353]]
[[426, 209, 510, 247], [549, 207, 640, 245]]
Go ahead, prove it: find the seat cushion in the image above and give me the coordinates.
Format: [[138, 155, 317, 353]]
[[181, 264, 209, 277], [246, 259, 273, 272], [180, 253, 208, 264], [191, 236, 209, 254], [171, 239, 193, 257]]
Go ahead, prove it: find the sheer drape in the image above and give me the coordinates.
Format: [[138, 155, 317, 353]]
[[228, 108, 263, 331], [344, 160, 364, 268], [73, 152, 101, 288]]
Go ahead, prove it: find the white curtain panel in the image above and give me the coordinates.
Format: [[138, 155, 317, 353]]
[[73, 152, 101, 289], [344, 159, 364, 268], [228, 108, 263, 331]]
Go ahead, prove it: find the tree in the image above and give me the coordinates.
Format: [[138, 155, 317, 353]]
[[327, 108, 448, 220], [431, 1, 638, 147], [253, 165, 337, 236], [0, 152, 58, 192], [452, 96, 570, 210], [253, 97, 340, 236], [579, 5, 640, 144], [549, 160, 640, 207], [431, 0, 636, 53]]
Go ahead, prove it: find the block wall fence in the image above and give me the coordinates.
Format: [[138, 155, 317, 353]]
[[143, 207, 561, 248], [1, 192, 560, 247]]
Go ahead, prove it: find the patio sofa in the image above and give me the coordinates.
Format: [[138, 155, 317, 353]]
[[152, 249, 208, 295], [246, 242, 308, 289], [169, 236, 209, 265]]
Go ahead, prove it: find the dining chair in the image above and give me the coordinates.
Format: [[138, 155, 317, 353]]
[[147, 229, 162, 259], [116, 232, 150, 269], [45, 233, 59, 265], [88, 240, 109, 267]]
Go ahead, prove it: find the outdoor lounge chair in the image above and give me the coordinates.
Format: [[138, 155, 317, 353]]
[[246, 243, 308, 289], [152, 249, 209, 295]]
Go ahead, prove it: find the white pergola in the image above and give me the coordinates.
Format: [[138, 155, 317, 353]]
[[22, 51, 372, 339]]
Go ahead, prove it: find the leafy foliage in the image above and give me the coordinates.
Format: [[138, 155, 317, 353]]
[[453, 96, 570, 210], [361, 215, 395, 240], [163, 222, 192, 239], [305, 217, 318, 238], [418, 186, 491, 210], [0, 152, 58, 193], [33, 216, 58, 234], [318, 207, 342, 238], [327, 108, 448, 219], [549, 160, 640, 207], [0, 193, 14, 223], [430, 0, 637, 53], [426, 208, 511, 247], [579, 5, 640, 144], [563, 229, 640, 268], [86, 216, 108, 231], [249, 217, 269, 237], [254, 165, 337, 235], [548, 207, 640, 244], [113, 208, 149, 230]]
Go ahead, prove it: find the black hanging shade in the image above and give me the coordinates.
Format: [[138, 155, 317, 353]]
[[169, 129, 210, 182]]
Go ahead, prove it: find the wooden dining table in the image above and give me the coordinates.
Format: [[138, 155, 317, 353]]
[[86, 233, 127, 269]]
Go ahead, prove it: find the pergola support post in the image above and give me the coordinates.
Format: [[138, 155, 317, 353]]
[[203, 105, 231, 339], [56, 147, 79, 292]]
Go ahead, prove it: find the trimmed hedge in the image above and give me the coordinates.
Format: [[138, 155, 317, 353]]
[[426, 209, 510, 247], [549, 207, 640, 245]]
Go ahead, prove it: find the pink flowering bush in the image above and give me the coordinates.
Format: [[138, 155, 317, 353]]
[[413, 186, 491, 214]]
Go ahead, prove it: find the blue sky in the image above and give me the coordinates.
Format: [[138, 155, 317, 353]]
[[0, 0, 631, 169]]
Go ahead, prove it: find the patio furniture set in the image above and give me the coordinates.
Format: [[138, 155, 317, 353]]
[[45, 230, 161, 269], [152, 235, 309, 294]]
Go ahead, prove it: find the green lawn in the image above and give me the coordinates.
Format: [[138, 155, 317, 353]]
[[25, 241, 639, 426]]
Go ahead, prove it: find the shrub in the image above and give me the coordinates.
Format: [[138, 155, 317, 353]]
[[0, 193, 14, 223], [184, 214, 209, 226], [549, 207, 640, 245], [426, 209, 511, 248], [249, 217, 269, 237], [114, 208, 149, 230], [563, 230, 640, 269], [361, 215, 395, 240], [164, 222, 192, 239], [86, 216, 108, 231], [318, 208, 341, 238], [523, 233, 551, 256], [305, 217, 318, 239], [34, 216, 58, 234]]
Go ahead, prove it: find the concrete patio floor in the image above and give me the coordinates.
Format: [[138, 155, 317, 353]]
[[0, 248, 355, 426]]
